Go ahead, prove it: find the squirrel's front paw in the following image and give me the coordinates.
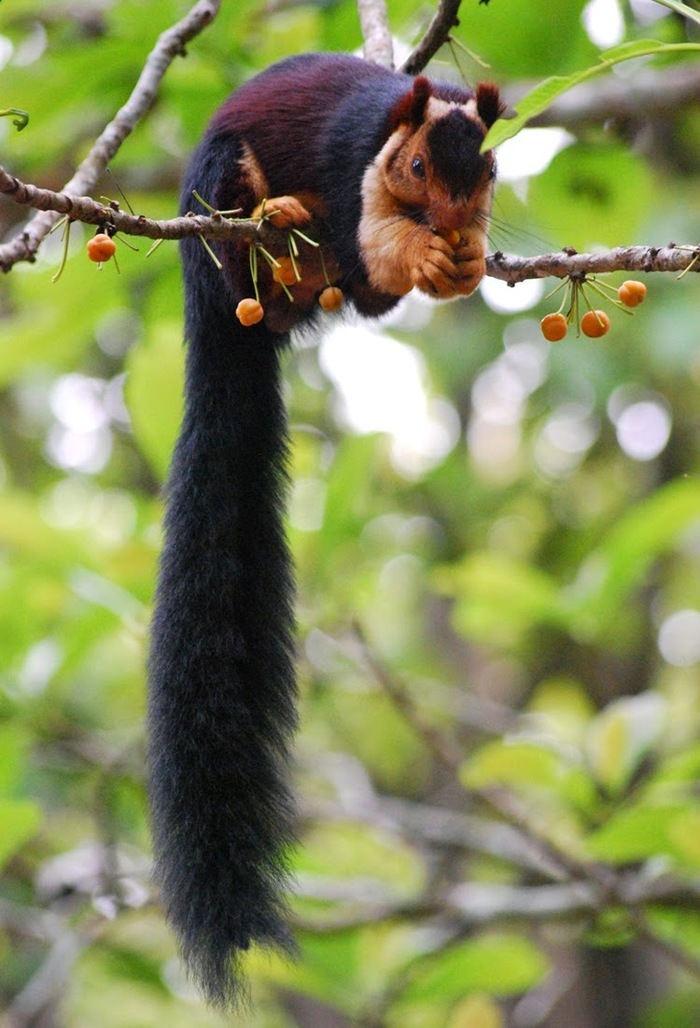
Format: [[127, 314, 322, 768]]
[[410, 233, 487, 298], [254, 195, 312, 230], [451, 238, 487, 297], [410, 233, 460, 297]]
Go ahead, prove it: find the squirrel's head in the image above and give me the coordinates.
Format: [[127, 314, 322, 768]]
[[382, 76, 504, 234]]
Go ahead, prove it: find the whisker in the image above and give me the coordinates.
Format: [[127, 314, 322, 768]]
[[486, 213, 555, 255]]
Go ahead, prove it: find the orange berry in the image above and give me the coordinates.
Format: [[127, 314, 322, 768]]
[[581, 309, 610, 338], [87, 233, 116, 262], [540, 312, 568, 342], [617, 279, 646, 307], [443, 229, 461, 247], [235, 298, 264, 326], [272, 256, 301, 286], [318, 286, 344, 312]]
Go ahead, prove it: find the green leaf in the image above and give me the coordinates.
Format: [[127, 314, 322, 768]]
[[438, 553, 563, 647], [648, 743, 700, 793], [566, 478, 700, 641], [452, 0, 595, 80], [0, 264, 114, 387], [462, 738, 595, 811], [250, 926, 365, 1012], [318, 434, 381, 556], [447, 993, 504, 1028], [464, 740, 569, 791], [316, 687, 428, 792], [403, 934, 548, 1002], [125, 322, 184, 482], [295, 822, 424, 897], [652, 0, 700, 28], [484, 42, 700, 149], [527, 677, 596, 748], [0, 800, 42, 870], [585, 802, 700, 865], [584, 908, 636, 948], [584, 693, 666, 794], [644, 905, 700, 960], [667, 809, 700, 864], [0, 725, 30, 796], [0, 491, 89, 571]]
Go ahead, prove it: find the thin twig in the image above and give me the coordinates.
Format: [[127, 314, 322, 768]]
[[0, 0, 221, 271], [295, 880, 597, 933], [401, 0, 463, 75], [380, 795, 568, 879], [351, 621, 465, 771]]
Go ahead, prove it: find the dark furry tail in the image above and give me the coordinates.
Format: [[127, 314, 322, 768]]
[[147, 160, 297, 1006]]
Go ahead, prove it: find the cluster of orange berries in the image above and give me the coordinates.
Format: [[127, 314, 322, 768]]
[[236, 244, 344, 327], [540, 278, 647, 342], [85, 221, 344, 328], [236, 284, 342, 327]]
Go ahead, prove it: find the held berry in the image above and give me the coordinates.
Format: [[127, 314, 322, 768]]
[[87, 233, 116, 263], [235, 298, 265, 326], [540, 312, 568, 342], [318, 286, 344, 312], [617, 279, 646, 307], [581, 309, 610, 338], [272, 256, 301, 286]]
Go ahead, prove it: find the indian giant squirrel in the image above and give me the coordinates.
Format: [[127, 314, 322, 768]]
[[147, 52, 503, 1007]]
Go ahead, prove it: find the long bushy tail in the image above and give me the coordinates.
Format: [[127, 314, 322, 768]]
[[147, 158, 297, 1006]]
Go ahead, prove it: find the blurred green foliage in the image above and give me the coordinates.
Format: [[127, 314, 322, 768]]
[[0, 1, 699, 1025]]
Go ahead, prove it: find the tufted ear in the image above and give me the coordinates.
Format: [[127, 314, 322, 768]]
[[388, 76, 433, 132], [475, 82, 506, 130]]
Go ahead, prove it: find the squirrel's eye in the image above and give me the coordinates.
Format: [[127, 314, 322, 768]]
[[411, 156, 426, 180]]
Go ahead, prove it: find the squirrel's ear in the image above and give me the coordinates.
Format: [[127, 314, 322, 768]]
[[475, 83, 506, 130], [389, 76, 433, 131]]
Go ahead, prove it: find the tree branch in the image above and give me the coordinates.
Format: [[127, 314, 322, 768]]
[[3, 933, 84, 1027], [0, 167, 273, 255], [346, 624, 624, 894], [309, 785, 577, 879], [2, 165, 697, 281], [357, 0, 394, 69], [0, 0, 221, 271], [295, 875, 700, 935], [400, 0, 462, 75], [297, 775, 700, 980], [486, 244, 700, 281]]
